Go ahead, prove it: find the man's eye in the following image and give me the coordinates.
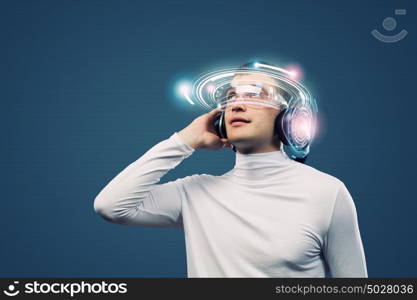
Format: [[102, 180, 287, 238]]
[[226, 93, 236, 100]]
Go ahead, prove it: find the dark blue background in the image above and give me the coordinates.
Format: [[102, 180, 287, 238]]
[[1, 0, 416, 277]]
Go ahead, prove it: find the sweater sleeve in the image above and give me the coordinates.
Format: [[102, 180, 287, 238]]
[[323, 183, 368, 277], [93, 132, 195, 228]]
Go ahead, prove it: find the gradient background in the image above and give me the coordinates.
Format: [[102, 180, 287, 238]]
[[1, 0, 416, 277]]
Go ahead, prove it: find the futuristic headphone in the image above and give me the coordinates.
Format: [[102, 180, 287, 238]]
[[178, 60, 316, 162], [213, 107, 308, 164]]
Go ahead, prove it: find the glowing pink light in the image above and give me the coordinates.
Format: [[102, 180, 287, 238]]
[[285, 64, 304, 82], [291, 111, 315, 143]]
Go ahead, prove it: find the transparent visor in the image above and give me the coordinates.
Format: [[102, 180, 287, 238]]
[[217, 84, 288, 111]]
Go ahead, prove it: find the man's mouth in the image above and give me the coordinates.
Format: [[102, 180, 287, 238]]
[[230, 117, 251, 127]]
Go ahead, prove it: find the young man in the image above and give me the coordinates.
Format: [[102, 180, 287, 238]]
[[94, 69, 368, 278]]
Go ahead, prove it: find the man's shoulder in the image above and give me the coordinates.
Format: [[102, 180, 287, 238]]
[[292, 161, 343, 189], [172, 173, 218, 185]]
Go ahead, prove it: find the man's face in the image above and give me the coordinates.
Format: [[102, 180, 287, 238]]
[[223, 73, 282, 152]]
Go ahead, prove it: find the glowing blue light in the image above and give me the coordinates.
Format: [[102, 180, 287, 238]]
[[176, 81, 194, 105]]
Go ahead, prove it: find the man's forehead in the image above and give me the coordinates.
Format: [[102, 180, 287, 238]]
[[230, 73, 278, 89]]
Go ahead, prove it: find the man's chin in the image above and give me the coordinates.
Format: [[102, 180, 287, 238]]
[[228, 135, 249, 142], [228, 136, 257, 148]]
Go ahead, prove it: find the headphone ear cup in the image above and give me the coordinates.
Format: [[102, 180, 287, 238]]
[[213, 112, 222, 137], [219, 111, 228, 138], [213, 110, 228, 139], [275, 108, 289, 145], [214, 111, 236, 151], [275, 107, 309, 164]]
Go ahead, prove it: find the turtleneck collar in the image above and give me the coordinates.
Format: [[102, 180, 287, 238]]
[[235, 149, 289, 169], [225, 149, 293, 181]]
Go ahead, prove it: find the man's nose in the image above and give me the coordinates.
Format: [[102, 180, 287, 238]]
[[229, 96, 247, 112], [231, 103, 246, 112]]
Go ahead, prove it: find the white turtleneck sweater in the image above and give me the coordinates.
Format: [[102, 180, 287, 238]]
[[94, 132, 368, 278]]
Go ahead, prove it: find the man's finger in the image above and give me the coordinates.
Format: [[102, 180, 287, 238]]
[[207, 108, 221, 117]]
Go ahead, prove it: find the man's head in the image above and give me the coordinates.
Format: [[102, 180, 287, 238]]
[[223, 63, 287, 154]]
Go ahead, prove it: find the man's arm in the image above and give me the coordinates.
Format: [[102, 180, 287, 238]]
[[93, 108, 229, 228], [93, 132, 195, 227], [323, 183, 368, 277]]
